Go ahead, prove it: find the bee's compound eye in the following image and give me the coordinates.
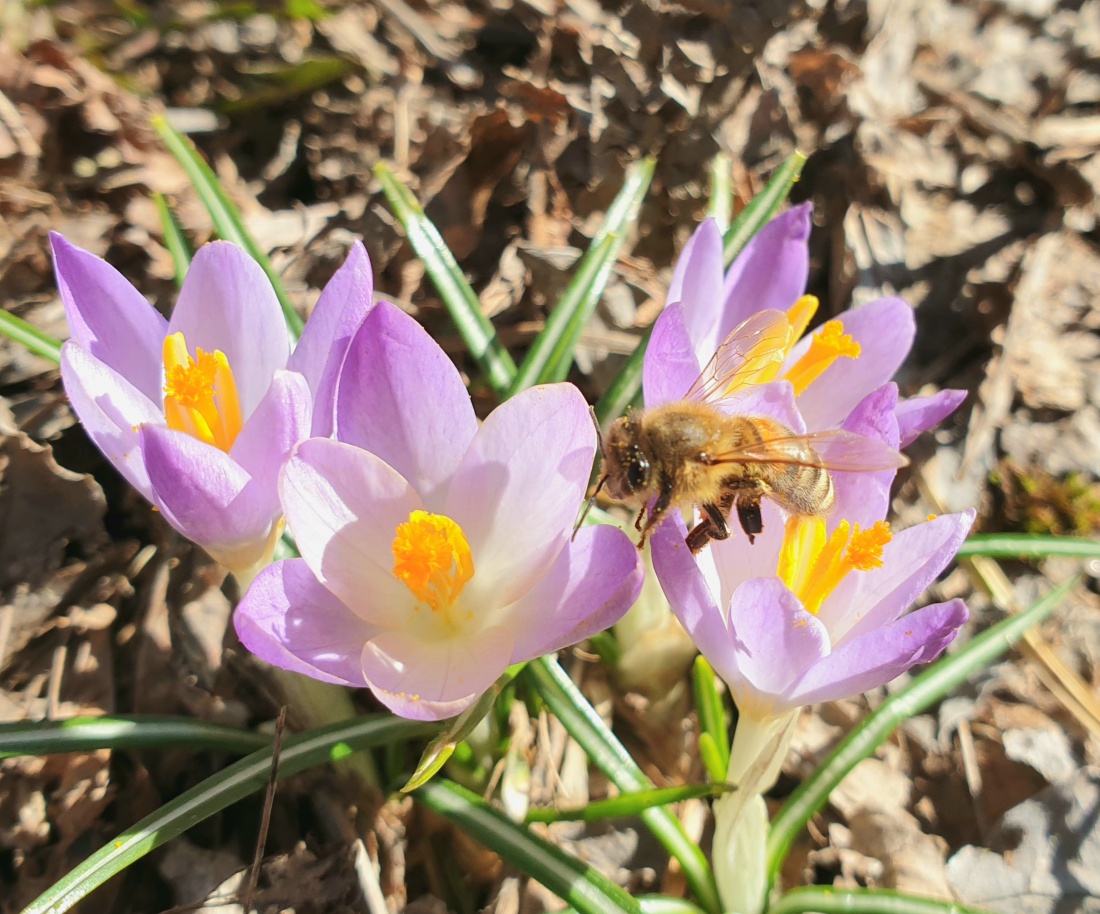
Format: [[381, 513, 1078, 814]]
[[626, 446, 650, 491]]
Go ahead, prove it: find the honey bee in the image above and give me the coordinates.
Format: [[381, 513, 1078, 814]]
[[597, 309, 908, 553]]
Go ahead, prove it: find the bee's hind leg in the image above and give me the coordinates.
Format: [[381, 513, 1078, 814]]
[[686, 503, 730, 554], [735, 500, 764, 545]]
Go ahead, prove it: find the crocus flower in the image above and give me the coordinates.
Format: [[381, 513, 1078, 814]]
[[646, 206, 965, 444], [234, 301, 645, 721], [650, 384, 972, 726], [52, 234, 372, 578]]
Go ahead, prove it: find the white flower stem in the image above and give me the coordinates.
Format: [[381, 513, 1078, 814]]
[[713, 709, 799, 914]]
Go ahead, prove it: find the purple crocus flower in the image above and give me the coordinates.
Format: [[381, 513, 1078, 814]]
[[52, 234, 372, 577], [234, 301, 645, 721], [647, 206, 965, 444], [650, 386, 972, 722]]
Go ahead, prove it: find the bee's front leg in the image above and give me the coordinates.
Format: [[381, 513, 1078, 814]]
[[637, 477, 675, 548]]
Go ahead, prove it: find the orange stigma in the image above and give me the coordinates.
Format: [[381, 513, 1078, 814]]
[[392, 511, 474, 618], [162, 333, 243, 452], [783, 320, 861, 395]]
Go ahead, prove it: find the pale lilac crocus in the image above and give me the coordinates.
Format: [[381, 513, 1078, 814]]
[[646, 206, 965, 444], [52, 234, 372, 578], [234, 301, 645, 721], [650, 384, 973, 730]]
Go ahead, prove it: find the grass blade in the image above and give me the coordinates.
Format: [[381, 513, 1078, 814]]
[[956, 534, 1100, 560], [0, 309, 62, 365], [20, 716, 432, 914], [525, 656, 722, 914], [767, 887, 991, 914], [0, 715, 270, 760], [152, 191, 193, 285], [510, 157, 657, 393], [525, 782, 722, 824], [765, 576, 1078, 889], [692, 656, 730, 780], [373, 161, 517, 397], [594, 323, 651, 424], [416, 778, 642, 914], [151, 115, 303, 338], [723, 151, 807, 266], [562, 899, 706, 914]]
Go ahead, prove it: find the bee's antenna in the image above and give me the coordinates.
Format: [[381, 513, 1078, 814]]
[[573, 474, 608, 540], [588, 405, 606, 455]]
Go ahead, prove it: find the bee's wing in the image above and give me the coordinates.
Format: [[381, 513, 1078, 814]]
[[684, 309, 794, 404], [710, 429, 909, 471]]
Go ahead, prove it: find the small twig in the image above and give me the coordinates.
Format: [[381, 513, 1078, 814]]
[[954, 718, 989, 842], [242, 706, 288, 912], [46, 640, 68, 720]]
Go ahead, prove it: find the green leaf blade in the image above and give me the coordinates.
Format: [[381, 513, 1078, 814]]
[[0, 715, 271, 760], [373, 162, 517, 397], [957, 534, 1100, 560], [0, 309, 62, 365], [768, 887, 992, 914], [416, 778, 643, 914], [723, 151, 807, 267], [151, 115, 304, 339], [21, 716, 432, 914], [510, 157, 657, 394]]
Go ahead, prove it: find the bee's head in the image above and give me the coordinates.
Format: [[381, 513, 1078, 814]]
[[602, 414, 651, 500]]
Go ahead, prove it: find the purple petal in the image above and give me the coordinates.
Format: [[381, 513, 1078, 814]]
[[792, 298, 915, 430], [234, 558, 377, 686], [508, 524, 644, 659], [168, 242, 290, 418], [785, 599, 968, 707], [651, 516, 736, 674], [288, 242, 374, 437], [360, 625, 514, 721], [140, 425, 278, 572], [335, 301, 476, 509], [830, 384, 900, 529], [281, 438, 423, 623], [724, 576, 830, 715], [51, 233, 168, 401], [230, 370, 313, 510], [709, 498, 788, 608], [821, 510, 975, 641], [668, 219, 725, 312], [896, 389, 967, 448], [643, 304, 701, 407], [446, 383, 594, 608], [60, 342, 161, 500], [694, 203, 812, 364]]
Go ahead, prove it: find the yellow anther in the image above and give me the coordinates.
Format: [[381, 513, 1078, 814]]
[[392, 510, 474, 615], [783, 319, 861, 395], [162, 332, 243, 451], [786, 295, 819, 342], [777, 516, 892, 615]]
